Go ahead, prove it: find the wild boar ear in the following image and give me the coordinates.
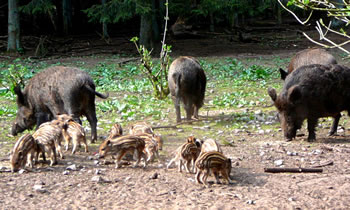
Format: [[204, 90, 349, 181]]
[[288, 86, 302, 103], [267, 88, 277, 102], [279, 68, 288, 80], [14, 85, 26, 106]]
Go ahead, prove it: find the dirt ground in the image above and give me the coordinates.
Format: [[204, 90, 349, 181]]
[[1, 26, 350, 209]]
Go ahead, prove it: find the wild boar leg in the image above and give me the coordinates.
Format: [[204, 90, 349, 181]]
[[307, 118, 318, 141], [184, 99, 193, 121], [329, 113, 341, 136], [85, 111, 98, 143], [173, 96, 181, 123], [193, 106, 199, 119], [213, 171, 221, 184]]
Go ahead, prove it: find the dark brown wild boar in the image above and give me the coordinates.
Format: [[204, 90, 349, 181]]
[[268, 64, 350, 141], [168, 56, 206, 123], [279, 48, 337, 80], [279, 48, 340, 136], [11, 66, 108, 143]]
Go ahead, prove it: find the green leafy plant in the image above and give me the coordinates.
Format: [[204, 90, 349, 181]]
[[0, 60, 34, 94]]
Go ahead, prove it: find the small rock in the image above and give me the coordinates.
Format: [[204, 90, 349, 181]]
[[62, 170, 69, 175], [150, 172, 158, 179], [125, 176, 131, 182], [18, 169, 26, 174], [217, 130, 224, 135], [234, 129, 241, 134], [177, 129, 184, 133], [287, 151, 298, 156], [187, 178, 195, 182], [33, 185, 47, 193], [158, 164, 164, 169], [259, 151, 265, 156], [203, 125, 211, 130], [95, 169, 101, 175], [254, 110, 262, 115], [91, 176, 104, 183], [94, 160, 100, 165], [288, 197, 296, 202], [246, 200, 255, 205], [258, 130, 265, 135], [274, 159, 284, 166], [312, 150, 322, 155], [66, 164, 77, 171], [87, 156, 94, 160]]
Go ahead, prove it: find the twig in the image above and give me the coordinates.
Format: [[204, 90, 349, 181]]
[[277, 0, 313, 25], [311, 160, 333, 168], [264, 167, 323, 173], [152, 125, 177, 130]]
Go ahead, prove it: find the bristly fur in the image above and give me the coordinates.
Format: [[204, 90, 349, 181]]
[[168, 56, 207, 123], [270, 64, 350, 141]]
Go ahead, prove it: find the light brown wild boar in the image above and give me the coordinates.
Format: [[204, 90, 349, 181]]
[[195, 151, 232, 187], [106, 123, 123, 140], [56, 114, 88, 154], [279, 48, 337, 80], [200, 138, 222, 154], [129, 122, 153, 135], [133, 133, 162, 162], [167, 136, 201, 173], [98, 135, 146, 168], [10, 133, 39, 172], [129, 122, 163, 150], [33, 119, 67, 166], [143, 138, 159, 162]]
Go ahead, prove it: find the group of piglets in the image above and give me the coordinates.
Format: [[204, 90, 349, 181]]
[[167, 136, 232, 187]]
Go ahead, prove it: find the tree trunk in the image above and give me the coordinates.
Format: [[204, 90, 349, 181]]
[[151, 0, 160, 43], [140, 13, 154, 50], [62, 0, 72, 35], [102, 0, 109, 38], [275, 0, 282, 25], [209, 11, 214, 32], [7, 0, 21, 52]]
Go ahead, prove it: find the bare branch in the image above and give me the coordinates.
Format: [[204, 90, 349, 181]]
[[277, 0, 313, 25]]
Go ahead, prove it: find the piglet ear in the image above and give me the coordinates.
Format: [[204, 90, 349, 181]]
[[287, 85, 302, 103], [279, 68, 288, 80], [268, 88, 277, 102], [14, 85, 26, 106]]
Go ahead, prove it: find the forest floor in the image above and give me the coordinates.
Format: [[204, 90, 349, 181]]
[[1, 25, 350, 209]]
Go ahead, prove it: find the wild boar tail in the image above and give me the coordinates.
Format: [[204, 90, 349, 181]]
[[173, 73, 181, 98], [84, 84, 109, 99]]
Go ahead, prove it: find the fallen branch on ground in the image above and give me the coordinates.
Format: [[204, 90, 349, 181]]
[[264, 167, 323, 173], [311, 160, 333, 168], [152, 125, 177, 130]]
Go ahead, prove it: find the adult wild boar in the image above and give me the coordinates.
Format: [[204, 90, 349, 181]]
[[279, 48, 340, 136], [279, 48, 337, 80], [268, 64, 350, 141], [12, 66, 108, 143], [168, 56, 206, 123]]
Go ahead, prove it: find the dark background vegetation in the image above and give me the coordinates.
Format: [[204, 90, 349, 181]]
[[0, 0, 320, 57]]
